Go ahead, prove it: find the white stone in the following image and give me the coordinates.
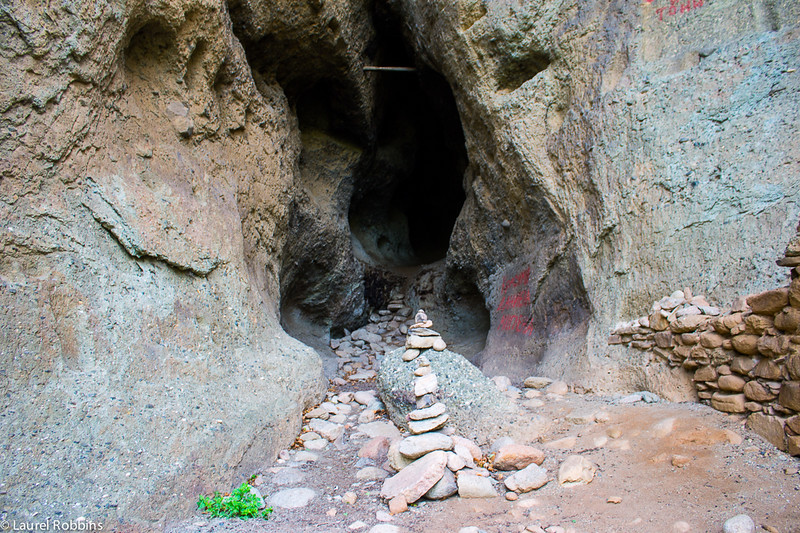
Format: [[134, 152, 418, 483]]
[[414, 373, 438, 396], [337, 392, 354, 403], [398, 433, 454, 459], [492, 376, 512, 391], [565, 410, 597, 425], [453, 444, 476, 467], [352, 328, 382, 344], [558, 455, 596, 486], [446, 451, 466, 471], [723, 515, 755, 533], [504, 464, 549, 493], [336, 403, 353, 415], [408, 402, 447, 420], [388, 440, 414, 471], [380, 450, 447, 503], [409, 413, 449, 434], [546, 381, 569, 395], [359, 421, 402, 441], [358, 409, 378, 424], [305, 407, 329, 419], [524, 399, 544, 409], [524, 376, 553, 389], [676, 305, 701, 317], [432, 338, 447, 351], [272, 467, 306, 486], [268, 487, 316, 508], [348, 521, 367, 530], [407, 335, 435, 350], [354, 390, 377, 405], [303, 438, 328, 451], [308, 419, 344, 441], [402, 349, 421, 362], [452, 436, 483, 460], [457, 472, 498, 498]]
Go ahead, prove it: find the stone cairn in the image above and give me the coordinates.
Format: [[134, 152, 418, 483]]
[[609, 234, 800, 456], [378, 311, 558, 513], [379, 310, 460, 513]]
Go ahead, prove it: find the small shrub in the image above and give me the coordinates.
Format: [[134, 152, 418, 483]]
[[197, 482, 273, 519]]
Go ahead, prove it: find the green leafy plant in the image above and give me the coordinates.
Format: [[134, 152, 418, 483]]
[[197, 482, 273, 519]]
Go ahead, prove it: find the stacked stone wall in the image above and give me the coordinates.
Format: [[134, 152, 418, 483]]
[[609, 230, 800, 456]]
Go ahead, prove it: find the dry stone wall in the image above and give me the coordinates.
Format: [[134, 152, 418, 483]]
[[610, 228, 800, 455]]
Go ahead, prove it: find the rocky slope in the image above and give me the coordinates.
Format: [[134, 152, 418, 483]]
[[1, 0, 799, 527]]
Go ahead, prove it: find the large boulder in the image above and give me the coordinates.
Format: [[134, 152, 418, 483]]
[[378, 348, 546, 445]]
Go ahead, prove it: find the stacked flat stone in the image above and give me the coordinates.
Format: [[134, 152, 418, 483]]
[[776, 219, 800, 271], [608, 282, 800, 457], [403, 309, 448, 353], [380, 313, 492, 511]]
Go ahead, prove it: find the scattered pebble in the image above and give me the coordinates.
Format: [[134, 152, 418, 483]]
[[723, 514, 755, 533], [672, 521, 691, 533], [558, 455, 595, 486]]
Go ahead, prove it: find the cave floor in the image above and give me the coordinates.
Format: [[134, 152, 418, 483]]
[[167, 312, 800, 533]]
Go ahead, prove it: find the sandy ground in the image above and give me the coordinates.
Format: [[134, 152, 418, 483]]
[[167, 377, 800, 533]]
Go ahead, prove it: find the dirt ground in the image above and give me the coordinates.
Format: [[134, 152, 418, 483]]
[[167, 377, 800, 533]]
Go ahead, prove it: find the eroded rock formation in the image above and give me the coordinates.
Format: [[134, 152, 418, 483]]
[[1, 0, 799, 526]]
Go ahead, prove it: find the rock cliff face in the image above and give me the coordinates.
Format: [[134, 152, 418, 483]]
[[390, 0, 800, 388], [0, 1, 327, 528], [1, 0, 799, 526]]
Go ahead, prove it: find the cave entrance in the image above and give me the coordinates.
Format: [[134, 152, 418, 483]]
[[349, 29, 467, 268]]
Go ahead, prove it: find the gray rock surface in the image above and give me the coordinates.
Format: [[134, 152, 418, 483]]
[[378, 348, 524, 444], [425, 468, 459, 500]]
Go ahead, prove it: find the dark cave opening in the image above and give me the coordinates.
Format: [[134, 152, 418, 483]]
[[349, 16, 467, 267], [233, 4, 476, 348]]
